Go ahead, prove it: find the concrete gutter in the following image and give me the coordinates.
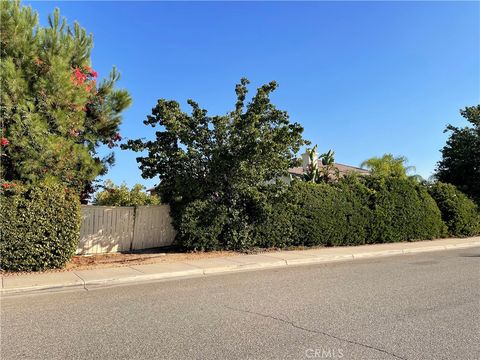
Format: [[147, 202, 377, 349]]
[[2, 237, 479, 296]]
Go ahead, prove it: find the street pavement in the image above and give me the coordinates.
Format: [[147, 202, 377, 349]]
[[1, 247, 479, 360]]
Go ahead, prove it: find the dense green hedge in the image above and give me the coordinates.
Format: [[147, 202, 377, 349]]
[[0, 183, 81, 271], [175, 177, 471, 251], [177, 199, 227, 251], [255, 182, 371, 247], [365, 177, 447, 243], [253, 192, 295, 248], [255, 178, 446, 248], [427, 182, 480, 236]]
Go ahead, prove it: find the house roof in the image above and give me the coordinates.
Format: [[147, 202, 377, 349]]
[[147, 162, 369, 194], [288, 161, 370, 177]]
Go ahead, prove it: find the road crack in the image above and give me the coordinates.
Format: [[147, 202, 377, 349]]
[[73, 272, 89, 291], [225, 305, 408, 360]]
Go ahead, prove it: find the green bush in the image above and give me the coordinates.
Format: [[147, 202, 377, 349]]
[[177, 177, 451, 252], [176, 185, 280, 251], [365, 177, 447, 243], [253, 192, 295, 248], [333, 176, 374, 245], [255, 177, 446, 248], [178, 197, 261, 251], [427, 182, 480, 236], [0, 183, 81, 271], [94, 180, 160, 206], [289, 182, 369, 246], [254, 180, 371, 247], [177, 199, 227, 251]]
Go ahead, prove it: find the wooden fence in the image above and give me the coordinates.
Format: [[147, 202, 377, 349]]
[[77, 205, 176, 254]]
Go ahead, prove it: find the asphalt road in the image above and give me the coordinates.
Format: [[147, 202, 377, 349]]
[[1, 247, 479, 360]]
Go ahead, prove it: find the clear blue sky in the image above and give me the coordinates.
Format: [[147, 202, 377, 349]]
[[26, 1, 479, 189]]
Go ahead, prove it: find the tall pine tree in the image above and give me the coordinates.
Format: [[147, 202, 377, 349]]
[[0, 1, 131, 201]]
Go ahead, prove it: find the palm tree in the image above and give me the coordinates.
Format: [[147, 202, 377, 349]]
[[361, 154, 416, 179], [318, 149, 339, 183]]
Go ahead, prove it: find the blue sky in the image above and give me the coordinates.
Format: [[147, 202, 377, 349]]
[[27, 1, 479, 189]]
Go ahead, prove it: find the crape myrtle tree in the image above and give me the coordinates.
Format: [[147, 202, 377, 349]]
[[0, 1, 131, 201], [123, 78, 308, 249], [436, 105, 480, 205]]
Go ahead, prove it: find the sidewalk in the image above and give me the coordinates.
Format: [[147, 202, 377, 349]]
[[2, 237, 479, 296]]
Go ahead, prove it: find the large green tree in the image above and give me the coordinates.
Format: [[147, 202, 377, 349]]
[[123, 78, 307, 248], [0, 1, 131, 201], [436, 105, 480, 204]]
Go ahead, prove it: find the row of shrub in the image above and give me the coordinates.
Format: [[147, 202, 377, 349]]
[[178, 177, 480, 251], [427, 182, 480, 237], [1, 178, 479, 271], [0, 183, 81, 272]]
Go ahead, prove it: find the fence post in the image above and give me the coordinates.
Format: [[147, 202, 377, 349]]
[[130, 206, 137, 251]]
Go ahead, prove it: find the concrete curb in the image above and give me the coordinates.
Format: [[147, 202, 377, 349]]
[[283, 254, 354, 265], [1, 283, 86, 295], [2, 239, 479, 296], [352, 250, 404, 259], [80, 268, 205, 290]]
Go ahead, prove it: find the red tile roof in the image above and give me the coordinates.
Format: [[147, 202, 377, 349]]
[[288, 161, 370, 177]]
